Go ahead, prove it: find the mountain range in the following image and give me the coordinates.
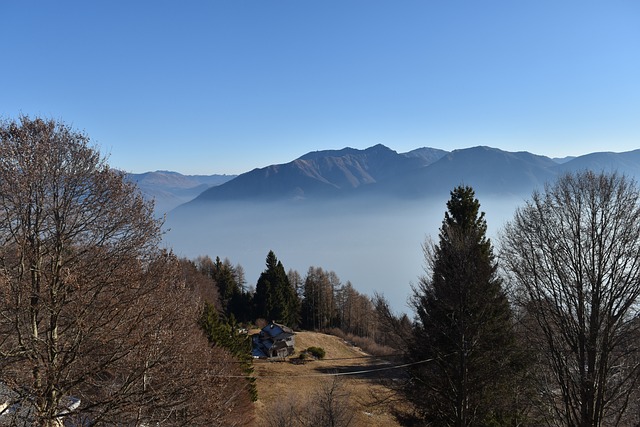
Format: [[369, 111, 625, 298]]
[[136, 144, 640, 213]]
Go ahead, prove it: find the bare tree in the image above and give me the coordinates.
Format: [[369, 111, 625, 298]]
[[301, 267, 336, 330], [0, 116, 252, 426], [501, 171, 640, 426], [261, 394, 306, 427], [261, 376, 354, 427], [310, 375, 355, 427]]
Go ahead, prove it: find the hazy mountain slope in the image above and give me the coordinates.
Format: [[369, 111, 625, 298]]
[[127, 171, 236, 215], [552, 156, 576, 164], [375, 146, 558, 199], [162, 144, 640, 313], [554, 149, 640, 176]]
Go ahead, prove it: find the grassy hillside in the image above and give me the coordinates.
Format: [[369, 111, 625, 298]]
[[251, 331, 411, 427]]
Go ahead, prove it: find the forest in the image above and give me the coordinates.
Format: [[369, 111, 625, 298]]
[[1, 116, 640, 426]]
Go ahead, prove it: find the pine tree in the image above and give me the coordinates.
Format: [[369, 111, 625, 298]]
[[254, 250, 299, 326], [409, 186, 525, 426]]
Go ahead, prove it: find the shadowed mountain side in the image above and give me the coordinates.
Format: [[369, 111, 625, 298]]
[[188, 144, 446, 203], [179, 145, 640, 207], [554, 149, 640, 176], [297, 144, 427, 186], [378, 146, 559, 199]]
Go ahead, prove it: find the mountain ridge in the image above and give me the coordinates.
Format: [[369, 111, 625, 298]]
[[129, 145, 640, 214], [182, 145, 640, 207]]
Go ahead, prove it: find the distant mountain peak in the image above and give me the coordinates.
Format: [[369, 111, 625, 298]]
[[297, 143, 396, 161]]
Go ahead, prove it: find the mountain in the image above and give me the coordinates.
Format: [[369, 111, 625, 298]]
[[402, 147, 450, 165], [382, 146, 559, 198], [554, 150, 640, 176], [552, 156, 576, 164], [190, 144, 438, 202], [135, 146, 640, 210], [126, 171, 236, 215], [186, 145, 640, 206]]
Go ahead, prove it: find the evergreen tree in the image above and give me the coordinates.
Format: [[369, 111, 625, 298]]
[[409, 186, 526, 426], [196, 255, 253, 323], [199, 302, 257, 401], [212, 256, 239, 307], [254, 250, 300, 326]]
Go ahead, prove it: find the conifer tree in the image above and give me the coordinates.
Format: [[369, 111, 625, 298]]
[[254, 250, 299, 326], [409, 186, 525, 426], [200, 302, 257, 401]]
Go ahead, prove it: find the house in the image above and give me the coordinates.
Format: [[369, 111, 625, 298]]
[[252, 322, 295, 359]]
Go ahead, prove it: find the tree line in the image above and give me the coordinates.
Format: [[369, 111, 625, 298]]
[[193, 251, 388, 342]]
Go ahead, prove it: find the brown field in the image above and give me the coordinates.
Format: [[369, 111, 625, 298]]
[[251, 331, 411, 427]]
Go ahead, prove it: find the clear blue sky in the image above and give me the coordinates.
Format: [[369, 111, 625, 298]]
[[2, 1, 639, 175]]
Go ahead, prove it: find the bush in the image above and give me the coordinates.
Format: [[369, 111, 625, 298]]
[[306, 346, 326, 359]]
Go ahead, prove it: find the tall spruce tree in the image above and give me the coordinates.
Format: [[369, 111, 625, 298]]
[[409, 186, 526, 426], [254, 250, 300, 326]]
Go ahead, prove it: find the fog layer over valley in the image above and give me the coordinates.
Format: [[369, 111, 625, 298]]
[[163, 193, 522, 312], [160, 145, 640, 313]]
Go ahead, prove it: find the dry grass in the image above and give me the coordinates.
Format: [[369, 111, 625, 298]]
[[251, 331, 411, 427]]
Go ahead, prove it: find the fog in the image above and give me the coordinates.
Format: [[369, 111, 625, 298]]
[[162, 194, 525, 314]]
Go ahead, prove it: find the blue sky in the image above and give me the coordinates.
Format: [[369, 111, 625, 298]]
[[2, 1, 639, 175]]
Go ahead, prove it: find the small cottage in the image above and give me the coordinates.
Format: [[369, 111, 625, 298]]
[[252, 322, 295, 359]]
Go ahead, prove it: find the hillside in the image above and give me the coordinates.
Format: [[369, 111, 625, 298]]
[[252, 331, 410, 427]]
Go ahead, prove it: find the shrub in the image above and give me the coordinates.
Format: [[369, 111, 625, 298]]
[[306, 346, 326, 359]]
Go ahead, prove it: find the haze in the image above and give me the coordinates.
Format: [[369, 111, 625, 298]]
[[163, 193, 524, 313]]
